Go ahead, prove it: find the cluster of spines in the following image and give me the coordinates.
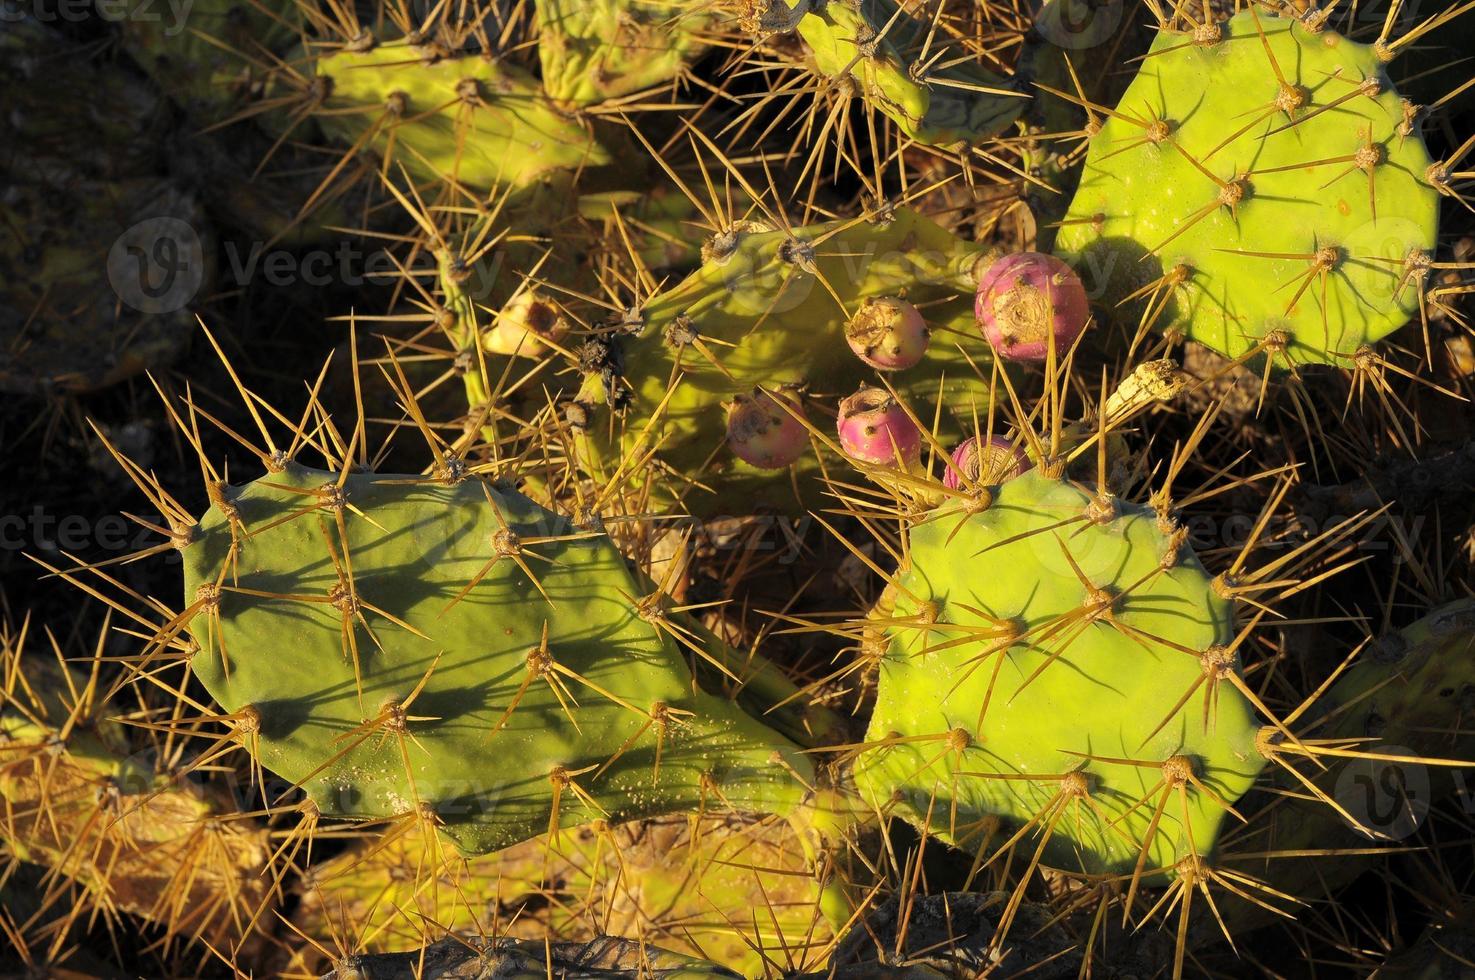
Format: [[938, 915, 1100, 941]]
[[0, 615, 278, 965], [8, 0, 1475, 975]]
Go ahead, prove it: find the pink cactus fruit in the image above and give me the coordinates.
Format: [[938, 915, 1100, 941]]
[[943, 436, 1028, 490], [726, 387, 808, 469], [837, 386, 922, 466], [845, 296, 930, 371], [974, 252, 1089, 361]]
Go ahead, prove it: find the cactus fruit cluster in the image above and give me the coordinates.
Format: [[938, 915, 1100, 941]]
[[569, 208, 1000, 512], [6, 0, 1475, 977]]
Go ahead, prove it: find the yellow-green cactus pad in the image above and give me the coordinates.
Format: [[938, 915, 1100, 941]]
[[791, 0, 1024, 148], [1057, 10, 1440, 366], [295, 813, 827, 976], [854, 471, 1265, 875], [117, 0, 296, 119], [309, 41, 610, 192], [538, 0, 711, 105]]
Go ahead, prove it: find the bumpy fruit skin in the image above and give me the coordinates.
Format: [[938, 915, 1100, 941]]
[[974, 253, 1089, 361], [182, 465, 814, 854], [303, 41, 610, 193], [727, 388, 809, 469], [942, 436, 1027, 490], [837, 387, 921, 466], [846, 296, 930, 371], [787, 0, 1024, 148], [1056, 11, 1439, 365], [576, 208, 1003, 513], [854, 471, 1264, 874], [537, 1, 711, 105]]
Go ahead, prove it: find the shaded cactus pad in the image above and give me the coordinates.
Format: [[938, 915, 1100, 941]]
[[182, 464, 812, 854]]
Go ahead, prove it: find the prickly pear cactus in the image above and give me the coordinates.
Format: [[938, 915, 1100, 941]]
[[1222, 598, 1475, 929], [116, 0, 296, 119], [433, 187, 702, 427], [0, 659, 275, 947], [1057, 10, 1440, 366], [1312, 599, 1475, 782], [181, 464, 813, 854], [573, 208, 1000, 513], [292, 40, 609, 193], [538, 1, 711, 106], [854, 470, 1264, 874], [758, 0, 1025, 148], [295, 813, 827, 975]]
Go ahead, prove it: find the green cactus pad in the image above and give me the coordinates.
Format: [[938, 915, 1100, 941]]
[[1219, 599, 1475, 932], [181, 464, 812, 854], [307, 41, 610, 192], [789, 0, 1024, 148], [116, 0, 296, 119], [576, 208, 1001, 513], [854, 470, 1264, 875], [538, 1, 711, 105], [0, 176, 210, 395], [1056, 11, 1440, 366]]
